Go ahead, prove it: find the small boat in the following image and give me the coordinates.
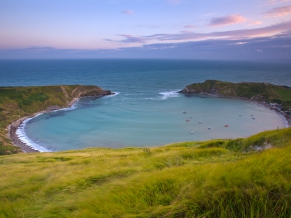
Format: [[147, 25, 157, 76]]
[[252, 117, 255, 120], [186, 119, 190, 122], [199, 121, 203, 124], [208, 127, 211, 130], [183, 111, 186, 114], [190, 131, 195, 134], [224, 124, 229, 127]]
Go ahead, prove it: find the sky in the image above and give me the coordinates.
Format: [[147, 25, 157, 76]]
[[1, 0, 291, 60]]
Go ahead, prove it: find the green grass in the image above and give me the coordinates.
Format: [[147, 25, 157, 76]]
[[0, 128, 291, 217], [275, 87, 291, 101]]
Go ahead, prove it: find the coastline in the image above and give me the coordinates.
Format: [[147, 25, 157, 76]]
[[7, 96, 107, 153], [8, 91, 289, 154]]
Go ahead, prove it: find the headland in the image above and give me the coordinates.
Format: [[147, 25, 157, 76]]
[[0, 85, 112, 154], [179, 80, 291, 126]]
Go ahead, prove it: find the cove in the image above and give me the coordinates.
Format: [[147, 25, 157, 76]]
[[18, 91, 285, 151]]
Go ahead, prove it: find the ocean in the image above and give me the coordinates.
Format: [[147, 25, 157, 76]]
[[0, 59, 290, 151]]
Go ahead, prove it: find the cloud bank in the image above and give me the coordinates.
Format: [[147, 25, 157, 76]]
[[1, 31, 290, 60], [265, 5, 291, 16], [115, 20, 291, 43]]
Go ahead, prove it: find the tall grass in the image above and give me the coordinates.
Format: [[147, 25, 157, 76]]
[[0, 128, 291, 217]]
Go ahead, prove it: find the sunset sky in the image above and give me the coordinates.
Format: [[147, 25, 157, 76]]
[[1, 0, 291, 59]]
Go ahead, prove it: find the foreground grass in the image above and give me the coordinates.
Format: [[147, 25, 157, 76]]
[[1, 128, 291, 217]]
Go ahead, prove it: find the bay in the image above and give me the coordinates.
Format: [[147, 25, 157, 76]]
[[0, 59, 290, 151]]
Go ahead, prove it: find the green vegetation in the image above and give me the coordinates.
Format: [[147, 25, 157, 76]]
[[0, 127, 291, 217], [0, 85, 109, 154], [181, 80, 291, 111], [275, 87, 291, 102], [1, 82, 291, 216]]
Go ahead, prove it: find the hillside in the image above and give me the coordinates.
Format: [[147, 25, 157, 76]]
[[0, 85, 112, 154], [0, 82, 291, 217], [180, 79, 291, 114], [0, 128, 291, 217]]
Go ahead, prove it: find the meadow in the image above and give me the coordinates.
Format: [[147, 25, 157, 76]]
[[1, 127, 291, 217]]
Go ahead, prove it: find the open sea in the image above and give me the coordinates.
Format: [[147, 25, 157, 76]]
[[0, 59, 290, 151]]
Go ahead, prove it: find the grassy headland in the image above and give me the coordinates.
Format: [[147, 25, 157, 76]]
[[0, 128, 291, 217], [180, 80, 291, 125], [0, 85, 112, 154]]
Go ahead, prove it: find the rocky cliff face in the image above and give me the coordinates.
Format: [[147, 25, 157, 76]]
[[71, 85, 112, 99], [61, 85, 112, 106]]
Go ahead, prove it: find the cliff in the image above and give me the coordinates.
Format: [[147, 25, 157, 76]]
[[0, 85, 112, 154]]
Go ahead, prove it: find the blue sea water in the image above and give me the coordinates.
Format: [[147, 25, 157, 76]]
[[0, 59, 290, 151]]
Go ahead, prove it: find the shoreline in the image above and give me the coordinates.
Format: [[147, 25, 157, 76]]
[[8, 92, 289, 154], [183, 93, 290, 127], [7, 95, 108, 153]]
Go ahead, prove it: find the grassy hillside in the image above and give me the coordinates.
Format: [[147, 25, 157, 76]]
[[1, 82, 291, 217], [0, 85, 111, 154], [0, 127, 291, 217], [180, 80, 291, 112]]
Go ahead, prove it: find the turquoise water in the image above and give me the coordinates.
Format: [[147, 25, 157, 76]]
[[0, 59, 290, 151], [20, 93, 285, 151]]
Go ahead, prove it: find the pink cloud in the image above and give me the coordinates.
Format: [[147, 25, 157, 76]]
[[108, 21, 291, 45], [209, 14, 247, 27], [265, 5, 291, 16], [249, 21, 263, 25], [121, 10, 133, 15], [266, 0, 290, 5], [184, 25, 196, 28], [147, 21, 291, 41]]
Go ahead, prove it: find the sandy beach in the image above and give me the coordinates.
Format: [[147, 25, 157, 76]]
[[8, 117, 39, 153], [7, 97, 82, 153]]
